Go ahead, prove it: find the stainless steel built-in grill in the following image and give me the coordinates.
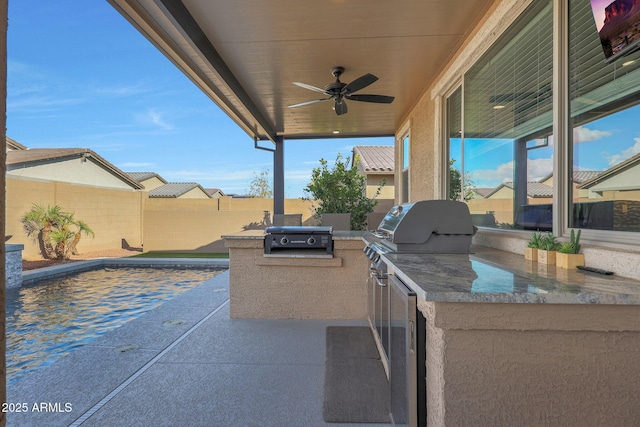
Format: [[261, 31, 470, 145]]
[[264, 225, 333, 255], [364, 200, 474, 427], [372, 199, 476, 254]]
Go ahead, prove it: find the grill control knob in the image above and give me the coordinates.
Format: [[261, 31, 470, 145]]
[[307, 237, 316, 245], [280, 236, 289, 245]]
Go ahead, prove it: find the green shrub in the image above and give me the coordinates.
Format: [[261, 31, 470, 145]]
[[303, 153, 384, 230]]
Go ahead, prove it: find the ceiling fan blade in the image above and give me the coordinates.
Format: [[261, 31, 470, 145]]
[[288, 98, 332, 108], [342, 73, 378, 94], [346, 94, 395, 104], [334, 99, 348, 115], [293, 82, 328, 94]]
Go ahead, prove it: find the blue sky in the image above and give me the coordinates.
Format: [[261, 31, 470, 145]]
[[6, 1, 393, 198]]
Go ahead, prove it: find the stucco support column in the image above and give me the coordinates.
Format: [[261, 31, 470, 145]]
[[273, 136, 284, 216], [1, 0, 8, 422]]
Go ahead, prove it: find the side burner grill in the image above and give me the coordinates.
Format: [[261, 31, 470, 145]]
[[264, 226, 333, 255]]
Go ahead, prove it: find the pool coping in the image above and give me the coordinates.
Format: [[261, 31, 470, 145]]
[[21, 257, 230, 285]]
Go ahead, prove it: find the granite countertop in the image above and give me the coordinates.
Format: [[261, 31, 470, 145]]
[[382, 245, 640, 305], [222, 229, 366, 240]]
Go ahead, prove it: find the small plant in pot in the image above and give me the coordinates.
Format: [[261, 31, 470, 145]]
[[538, 232, 561, 265], [557, 229, 584, 269], [525, 231, 542, 261]]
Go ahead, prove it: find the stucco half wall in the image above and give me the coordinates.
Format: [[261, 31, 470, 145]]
[[224, 231, 369, 320], [421, 300, 640, 426]]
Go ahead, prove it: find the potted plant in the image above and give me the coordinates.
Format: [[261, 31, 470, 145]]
[[525, 231, 542, 261], [538, 232, 560, 265], [556, 229, 584, 269]]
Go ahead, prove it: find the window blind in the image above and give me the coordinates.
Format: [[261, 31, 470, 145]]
[[464, 0, 553, 141]]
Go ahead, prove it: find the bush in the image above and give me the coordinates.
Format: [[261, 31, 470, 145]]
[[302, 153, 383, 230]]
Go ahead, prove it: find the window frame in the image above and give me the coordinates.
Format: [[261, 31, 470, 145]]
[[398, 120, 411, 203], [437, 0, 640, 246]]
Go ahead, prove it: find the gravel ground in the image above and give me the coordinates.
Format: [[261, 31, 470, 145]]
[[22, 248, 143, 271]]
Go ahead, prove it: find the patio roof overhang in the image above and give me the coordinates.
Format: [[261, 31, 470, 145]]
[[107, 0, 494, 143]]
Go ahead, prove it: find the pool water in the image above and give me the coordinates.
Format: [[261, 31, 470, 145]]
[[5, 267, 223, 384]]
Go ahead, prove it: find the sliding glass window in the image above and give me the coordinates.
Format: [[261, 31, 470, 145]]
[[449, 0, 554, 230], [569, 0, 640, 233]]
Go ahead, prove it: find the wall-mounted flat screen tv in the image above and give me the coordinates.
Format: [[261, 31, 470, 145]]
[[590, 0, 640, 63]]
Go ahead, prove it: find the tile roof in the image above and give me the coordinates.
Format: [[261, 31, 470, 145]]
[[205, 188, 225, 196], [470, 187, 494, 198], [6, 148, 143, 189], [353, 146, 394, 173], [572, 170, 602, 183], [539, 170, 602, 184], [148, 182, 211, 198], [487, 181, 553, 198], [578, 152, 640, 189], [127, 172, 167, 184], [6, 136, 27, 151]]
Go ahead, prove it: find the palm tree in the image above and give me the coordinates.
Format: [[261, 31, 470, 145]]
[[67, 220, 95, 257], [21, 204, 65, 259], [21, 204, 95, 260]]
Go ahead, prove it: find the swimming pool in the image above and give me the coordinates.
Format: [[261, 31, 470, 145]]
[[5, 266, 223, 384]]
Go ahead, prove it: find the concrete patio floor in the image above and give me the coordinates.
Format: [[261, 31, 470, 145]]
[[7, 268, 390, 427]]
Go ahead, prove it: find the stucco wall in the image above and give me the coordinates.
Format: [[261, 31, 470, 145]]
[[6, 176, 144, 259], [143, 197, 316, 253], [225, 235, 369, 319], [366, 174, 394, 199], [7, 157, 135, 190], [421, 300, 640, 426]]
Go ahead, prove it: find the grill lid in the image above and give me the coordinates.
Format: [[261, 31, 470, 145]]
[[375, 200, 475, 254]]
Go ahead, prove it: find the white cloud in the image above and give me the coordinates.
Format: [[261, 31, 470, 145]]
[[469, 161, 514, 185], [165, 169, 254, 182], [573, 126, 612, 143], [527, 157, 554, 181], [285, 169, 313, 180], [93, 83, 147, 97], [607, 138, 640, 167], [7, 95, 86, 112], [136, 109, 174, 131]]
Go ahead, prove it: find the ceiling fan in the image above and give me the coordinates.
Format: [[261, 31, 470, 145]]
[[288, 66, 394, 116]]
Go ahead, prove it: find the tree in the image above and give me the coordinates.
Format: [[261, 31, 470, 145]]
[[247, 168, 273, 198], [449, 159, 475, 201], [21, 204, 95, 260], [303, 153, 383, 230]]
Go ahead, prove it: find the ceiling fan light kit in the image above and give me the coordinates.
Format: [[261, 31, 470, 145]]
[[289, 66, 394, 115]]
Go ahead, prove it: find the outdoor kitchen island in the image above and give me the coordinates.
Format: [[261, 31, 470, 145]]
[[380, 243, 640, 427], [224, 227, 640, 426], [223, 229, 369, 319]]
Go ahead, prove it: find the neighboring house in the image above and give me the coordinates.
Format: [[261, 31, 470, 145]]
[[466, 187, 493, 199], [205, 188, 226, 198], [6, 147, 143, 191], [539, 171, 602, 199], [352, 145, 395, 199], [127, 172, 167, 191], [148, 182, 212, 199], [577, 153, 640, 200], [6, 136, 27, 151], [485, 181, 554, 203]]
